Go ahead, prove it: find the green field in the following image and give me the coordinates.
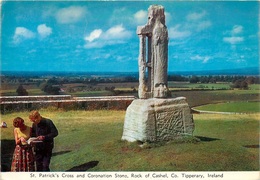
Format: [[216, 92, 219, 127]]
[[1, 83, 259, 97], [168, 82, 232, 90], [1, 110, 259, 171], [195, 101, 260, 113]]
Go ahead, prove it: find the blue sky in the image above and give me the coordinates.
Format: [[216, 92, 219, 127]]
[[1, 1, 259, 72]]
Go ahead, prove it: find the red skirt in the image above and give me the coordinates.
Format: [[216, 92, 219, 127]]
[[11, 145, 35, 172]]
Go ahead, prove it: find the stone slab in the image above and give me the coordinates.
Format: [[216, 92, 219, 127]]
[[122, 97, 194, 142]]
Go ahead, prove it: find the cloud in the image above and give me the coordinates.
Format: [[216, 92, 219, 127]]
[[84, 24, 132, 49], [85, 29, 103, 42], [13, 24, 52, 44], [223, 25, 244, 45], [37, 24, 52, 38], [103, 24, 132, 40], [191, 55, 211, 63], [55, 6, 87, 24], [232, 25, 243, 35], [197, 21, 212, 32], [186, 10, 206, 21], [13, 27, 35, 44], [84, 41, 104, 49], [91, 53, 112, 61], [134, 10, 147, 24], [184, 10, 211, 32], [109, 7, 133, 26], [168, 25, 191, 39], [223, 37, 244, 44]]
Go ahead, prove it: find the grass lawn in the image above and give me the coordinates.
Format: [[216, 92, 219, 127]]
[[195, 101, 260, 113], [1, 110, 259, 171], [68, 90, 114, 97]]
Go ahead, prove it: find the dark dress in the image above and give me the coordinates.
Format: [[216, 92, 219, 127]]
[[32, 118, 58, 171]]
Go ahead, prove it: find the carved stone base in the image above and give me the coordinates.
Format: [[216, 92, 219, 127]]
[[122, 97, 194, 142]]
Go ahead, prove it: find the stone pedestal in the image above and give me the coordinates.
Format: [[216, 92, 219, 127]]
[[122, 97, 194, 142]]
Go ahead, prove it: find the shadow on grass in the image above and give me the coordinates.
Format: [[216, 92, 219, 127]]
[[53, 150, 71, 156], [66, 161, 99, 171], [195, 136, 220, 142], [1, 139, 15, 172], [243, 145, 260, 148]]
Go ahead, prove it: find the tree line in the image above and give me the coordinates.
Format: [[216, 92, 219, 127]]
[[168, 75, 260, 84], [3, 74, 260, 84], [6, 75, 260, 96]]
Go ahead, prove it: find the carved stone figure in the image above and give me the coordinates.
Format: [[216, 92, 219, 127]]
[[137, 5, 169, 99], [122, 5, 194, 143]]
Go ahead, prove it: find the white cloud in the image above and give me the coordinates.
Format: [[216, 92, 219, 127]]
[[85, 29, 103, 42], [223, 37, 244, 44], [13, 27, 35, 44], [187, 10, 206, 21], [191, 55, 211, 63], [55, 6, 86, 24], [13, 24, 52, 44], [84, 40, 126, 49], [197, 21, 212, 32], [232, 25, 243, 35], [223, 25, 244, 45], [14, 27, 35, 38], [84, 25, 132, 49], [134, 10, 147, 24], [184, 10, 211, 33], [91, 53, 111, 60], [108, 7, 132, 26], [37, 24, 52, 38], [103, 24, 132, 40], [168, 25, 191, 39], [84, 41, 102, 49]]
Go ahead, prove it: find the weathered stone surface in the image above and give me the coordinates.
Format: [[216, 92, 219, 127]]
[[122, 97, 194, 142], [137, 5, 169, 99], [122, 5, 195, 142]]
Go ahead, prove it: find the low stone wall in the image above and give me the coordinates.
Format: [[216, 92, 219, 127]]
[[0, 95, 136, 114], [0, 95, 72, 102]]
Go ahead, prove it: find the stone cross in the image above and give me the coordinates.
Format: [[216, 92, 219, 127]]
[[122, 5, 194, 143], [137, 5, 169, 99]]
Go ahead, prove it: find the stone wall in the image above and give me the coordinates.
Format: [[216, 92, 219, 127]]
[[0, 95, 72, 102], [0, 95, 135, 114]]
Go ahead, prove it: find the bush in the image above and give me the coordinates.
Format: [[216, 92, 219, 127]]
[[16, 84, 28, 96], [231, 79, 248, 89]]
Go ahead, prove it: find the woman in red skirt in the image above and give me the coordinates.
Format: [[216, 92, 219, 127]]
[[11, 117, 35, 172]]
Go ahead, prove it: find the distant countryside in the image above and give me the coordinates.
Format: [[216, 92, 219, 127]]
[[1, 72, 259, 108]]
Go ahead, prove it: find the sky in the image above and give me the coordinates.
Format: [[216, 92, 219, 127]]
[[1, 1, 259, 72]]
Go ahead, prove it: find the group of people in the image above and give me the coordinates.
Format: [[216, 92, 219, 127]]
[[11, 110, 58, 172]]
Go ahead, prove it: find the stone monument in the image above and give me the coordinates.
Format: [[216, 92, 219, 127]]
[[122, 5, 194, 142]]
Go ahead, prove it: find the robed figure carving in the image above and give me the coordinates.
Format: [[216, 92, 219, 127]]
[[137, 5, 169, 99], [122, 5, 194, 143]]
